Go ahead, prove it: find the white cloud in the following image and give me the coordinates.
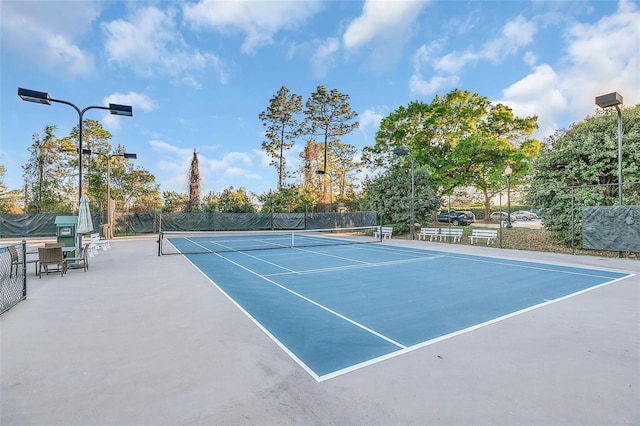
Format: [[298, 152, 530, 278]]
[[436, 16, 537, 73], [410, 15, 537, 97], [310, 37, 340, 77], [342, 0, 428, 49], [0, 1, 99, 77], [560, 0, 640, 114], [499, 64, 566, 139], [409, 74, 459, 98], [149, 140, 265, 192], [182, 0, 322, 54], [342, 0, 429, 70], [358, 108, 384, 136], [254, 149, 272, 168], [102, 6, 226, 85], [105, 92, 157, 112], [102, 92, 157, 130], [500, 1, 640, 140]]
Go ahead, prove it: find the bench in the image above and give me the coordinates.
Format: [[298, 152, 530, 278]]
[[374, 226, 393, 240], [439, 228, 463, 243], [90, 232, 110, 253], [469, 229, 498, 245], [417, 228, 439, 241]]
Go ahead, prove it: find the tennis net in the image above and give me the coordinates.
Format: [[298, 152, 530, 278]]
[[159, 226, 382, 255]]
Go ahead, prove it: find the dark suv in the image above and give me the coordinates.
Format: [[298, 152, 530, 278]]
[[436, 210, 475, 226]]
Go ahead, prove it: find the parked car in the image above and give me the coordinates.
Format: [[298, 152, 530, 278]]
[[436, 210, 475, 226], [512, 210, 538, 220], [490, 211, 516, 222]]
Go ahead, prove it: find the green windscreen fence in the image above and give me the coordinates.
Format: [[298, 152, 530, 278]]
[[582, 206, 640, 252]]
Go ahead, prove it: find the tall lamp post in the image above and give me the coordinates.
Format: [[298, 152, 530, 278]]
[[504, 165, 513, 229], [393, 148, 415, 240], [595, 91, 624, 258], [315, 170, 333, 212], [18, 88, 132, 247], [98, 151, 137, 239]]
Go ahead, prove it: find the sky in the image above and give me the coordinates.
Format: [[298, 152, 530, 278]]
[[1, 0, 639, 197]]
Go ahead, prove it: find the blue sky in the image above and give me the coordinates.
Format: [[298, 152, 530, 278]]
[[1, 0, 639, 197]]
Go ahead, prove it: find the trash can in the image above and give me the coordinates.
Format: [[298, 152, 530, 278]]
[[55, 216, 77, 257]]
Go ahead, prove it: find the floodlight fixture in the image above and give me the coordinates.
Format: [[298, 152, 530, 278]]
[[18, 88, 51, 105], [595, 92, 623, 109], [109, 103, 133, 116]]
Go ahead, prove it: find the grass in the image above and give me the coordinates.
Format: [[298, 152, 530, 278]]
[[400, 224, 639, 260]]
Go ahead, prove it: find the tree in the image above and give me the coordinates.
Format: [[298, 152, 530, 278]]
[[259, 86, 303, 188], [330, 140, 359, 200], [361, 164, 439, 233], [162, 191, 189, 213], [22, 126, 75, 213], [303, 86, 359, 202], [529, 104, 640, 246], [259, 185, 318, 213], [116, 163, 159, 213], [67, 118, 113, 197], [298, 138, 360, 208], [202, 192, 220, 212], [363, 89, 539, 219], [218, 187, 257, 213], [0, 165, 23, 213]]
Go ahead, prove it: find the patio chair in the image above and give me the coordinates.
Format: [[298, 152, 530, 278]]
[[38, 247, 67, 278], [8, 245, 39, 277], [45, 242, 64, 248], [65, 243, 90, 272]]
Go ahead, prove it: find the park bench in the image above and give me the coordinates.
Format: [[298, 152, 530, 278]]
[[439, 228, 463, 243], [469, 229, 498, 245], [417, 228, 439, 241], [90, 232, 110, 253], [374, 226, 393, 240]]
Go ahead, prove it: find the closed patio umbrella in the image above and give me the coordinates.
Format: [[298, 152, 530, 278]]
[[77, 194, 94, 235]]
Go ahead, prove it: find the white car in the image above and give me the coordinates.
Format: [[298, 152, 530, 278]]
[[512, 210, 538, 220], [490, 211, 516, 222]]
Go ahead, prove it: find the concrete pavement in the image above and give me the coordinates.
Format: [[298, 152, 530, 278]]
[[1, 236, 638, 425]]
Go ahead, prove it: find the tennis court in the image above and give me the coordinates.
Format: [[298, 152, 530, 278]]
[[163, 230, 632, 381]]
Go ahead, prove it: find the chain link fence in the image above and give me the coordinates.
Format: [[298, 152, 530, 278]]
[[1, 242, 27, 315], [1, 182, 638, 257]]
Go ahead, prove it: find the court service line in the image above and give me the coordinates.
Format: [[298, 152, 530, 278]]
[[264, 255, 444, 277], [438, 253, 630, 279], [336, 242, 628, 280], [215, 251, 408, 350]]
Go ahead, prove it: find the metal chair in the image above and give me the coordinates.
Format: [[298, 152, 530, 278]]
[[65, 243, 90, 272], [38, 247, 67, 278], [8, 245, 39, 277]]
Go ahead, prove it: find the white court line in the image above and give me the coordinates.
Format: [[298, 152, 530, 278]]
[[435, 253, 629, 279], [214, 251, 408, 350], [333, 242, 629, 280], [265, 255, 444, 277], [315, 273, 634, 381]]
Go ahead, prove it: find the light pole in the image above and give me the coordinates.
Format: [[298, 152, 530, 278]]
[[504, 165, 513, 229], [595, 92, 624, 207], [315, 170, 333, 212], [393, 148, 415, 240], [595, 91, 624, 258], [18, 88, 133, 209], [95, 151, 137, 239]]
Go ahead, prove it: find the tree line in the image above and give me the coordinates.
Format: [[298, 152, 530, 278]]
[[2, 86, 638, 248]]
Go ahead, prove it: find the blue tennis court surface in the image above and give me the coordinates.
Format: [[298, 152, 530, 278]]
[[176, 240, 632, 381]]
